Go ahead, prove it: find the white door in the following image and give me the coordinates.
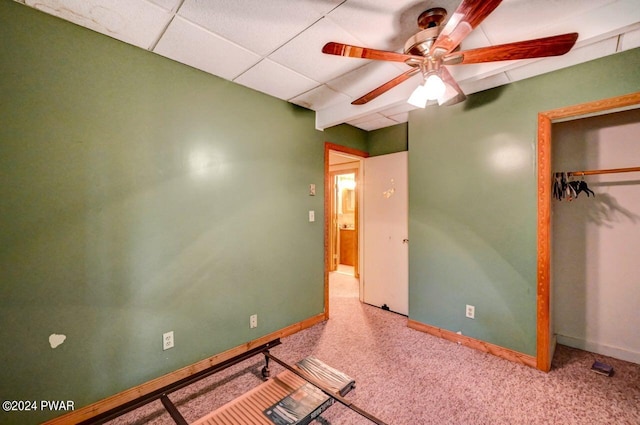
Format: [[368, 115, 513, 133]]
[[362, 151, 408, 315]]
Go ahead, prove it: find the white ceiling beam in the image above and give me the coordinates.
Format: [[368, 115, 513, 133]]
[[315, 73, 420, 130]]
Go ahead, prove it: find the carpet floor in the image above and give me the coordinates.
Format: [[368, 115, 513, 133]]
[[109, 272, 640, 424]]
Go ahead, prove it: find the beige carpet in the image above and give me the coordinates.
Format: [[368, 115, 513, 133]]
[[110, 272, 640, 424]]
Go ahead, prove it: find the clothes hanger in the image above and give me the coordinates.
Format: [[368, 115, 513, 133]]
[[576, 178, 595, 198], [553, 171, 597, 201], [566, 173, 595, 199], [553, 172, 568, 201]]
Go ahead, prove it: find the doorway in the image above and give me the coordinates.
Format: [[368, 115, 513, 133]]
[[330, 171, 358, 275], [324, 143, 368, 319], [536, 91, 640, 371]]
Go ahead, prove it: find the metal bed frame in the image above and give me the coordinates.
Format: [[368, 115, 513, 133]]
[[79, 338, 388, 425]]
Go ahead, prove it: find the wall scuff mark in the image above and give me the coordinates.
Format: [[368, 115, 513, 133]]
[[49, 334, 66, 349]]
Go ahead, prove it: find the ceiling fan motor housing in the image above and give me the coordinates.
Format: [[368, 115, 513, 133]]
[[404, 8, 447, 58]]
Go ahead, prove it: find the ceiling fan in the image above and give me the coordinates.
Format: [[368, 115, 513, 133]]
[[322, 0, 578, 107]]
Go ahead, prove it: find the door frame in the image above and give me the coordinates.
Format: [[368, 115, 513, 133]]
[[324, 143, 368, 319], [536, 91, 640, 371]]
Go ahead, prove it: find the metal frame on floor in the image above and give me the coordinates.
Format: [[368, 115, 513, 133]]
[[79, 337, 388, 425], [78, 339, 282, 425]]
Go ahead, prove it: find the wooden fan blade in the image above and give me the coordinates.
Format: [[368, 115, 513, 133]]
[[323, 42, 423, 63], [444, 33, 578, 65], [438, 67, 466, 106], [430, 0, 503, 58], [352, 68, 421, 105]]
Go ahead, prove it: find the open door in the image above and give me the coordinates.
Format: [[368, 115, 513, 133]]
[[362, 151, 409, 315]]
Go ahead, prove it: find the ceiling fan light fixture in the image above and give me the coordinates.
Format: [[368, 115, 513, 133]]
[[407, 83, 429, 108], [424, 72, 446, 100], [408, 71, 446, 108], [437, 83, 457, 106]]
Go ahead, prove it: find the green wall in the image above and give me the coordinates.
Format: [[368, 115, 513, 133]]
[[0, 1, 366, 423], [408, 48, 640, 355], [366, 123, 408, 156]]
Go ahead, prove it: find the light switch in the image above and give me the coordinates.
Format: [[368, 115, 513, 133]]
[[309, 184, 316, 196], [309, 210, 315, 222]]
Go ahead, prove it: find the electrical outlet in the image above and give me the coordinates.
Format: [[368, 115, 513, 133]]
[[465, 305, 475, 319], [250, 314, 258, 329], [163, 331, 174, 350]]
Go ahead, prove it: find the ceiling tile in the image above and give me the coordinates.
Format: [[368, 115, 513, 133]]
[[25, 0, 173, 49], [348, 114, 399, 131], [269, 16, 369, 83], [147, 0, 182, 12], [178, 0, 342, 56], [481, 0, 611, 44], [290, 85, 351, 111], [154, 16, 261, 80], [548, 1, 640, 43], [324, 0, 399, 50], [327, 61, 411, 100], [506, 37, 619, 83], [328, 0, 452, 50], [233, 59, 319, 101], [386, 111, 410, 124]]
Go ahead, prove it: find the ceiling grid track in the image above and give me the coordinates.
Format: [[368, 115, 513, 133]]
[[147, 0, 187, 51]]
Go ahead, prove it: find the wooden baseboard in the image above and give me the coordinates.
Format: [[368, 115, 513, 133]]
[[407, 319, 537, 369], [43, 313, 326, 425]]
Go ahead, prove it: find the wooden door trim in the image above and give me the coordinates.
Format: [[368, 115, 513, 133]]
[[324, 143, 368, 319], [536, 91, 640, 371]]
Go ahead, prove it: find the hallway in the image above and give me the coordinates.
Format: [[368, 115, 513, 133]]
[[329, 270, 358, 299]]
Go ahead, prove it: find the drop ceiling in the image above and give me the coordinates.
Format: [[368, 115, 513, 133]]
[[15, 0, 640, 131]]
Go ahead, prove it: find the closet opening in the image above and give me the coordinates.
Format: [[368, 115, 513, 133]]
[[552, 109, 640, 363], [536, 91, 640, 372]]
